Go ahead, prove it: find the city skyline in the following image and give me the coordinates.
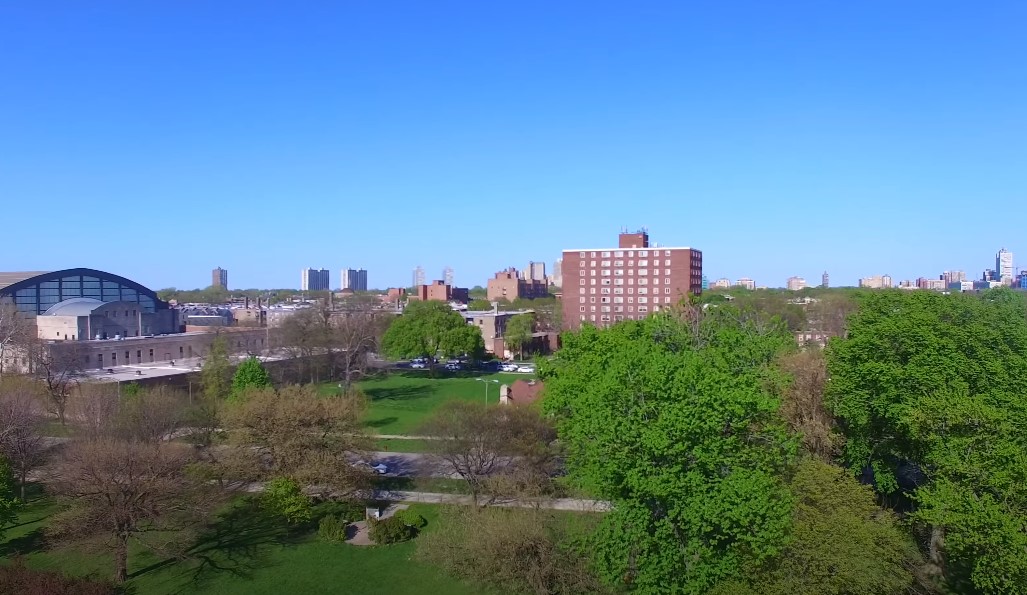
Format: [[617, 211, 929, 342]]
[[3, 3, 1026, 290]]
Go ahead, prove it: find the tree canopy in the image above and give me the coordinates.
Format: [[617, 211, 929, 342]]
[[230, 356, 271, 399], [541, 310, 797, 593], [827, 288, 1027, 593], [381, 301, 484, 364], [503, 313, 534, 359]]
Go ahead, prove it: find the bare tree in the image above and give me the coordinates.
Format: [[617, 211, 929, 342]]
[[777, 349, 839, 460], [420, 401, 509, 505], [0, 300, 31, 377], [0, 385, 48, 500], [47, 439, 214, 584], [30, 341, 84, 425], [332, 297, 387, 389], [221, 384, 371, 497]]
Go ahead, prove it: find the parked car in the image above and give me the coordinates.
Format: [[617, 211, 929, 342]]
[[411, 361, 426, 369], [444, 362, 462, 371], [516, 366, 535, 373], [501, 364, 519, 372], [371, 463, 388, 475]]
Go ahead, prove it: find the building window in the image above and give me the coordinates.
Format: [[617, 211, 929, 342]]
[[628, 260, 634, 266], [590, 297, 596, 303], [638, 269, 648, 276], [112, 353, 117, 364], [615, 315, 624, 321], [602, 251, 611, 257], [601, 306, 610, 312], [628, 251, 634, 257], [638, 297, 648, 303], [628, 297, 634, 303], [601, 288, 611, 294], [601, 297, 610, 304], [601, 270, 610, 276], [590, 270, 596, 276], [665, 250, 671, 256], [590, 279, 596, 285], [579, 251, 585, 257], [591, 306, 596, 312], [615, 305, 623, 312], [579, 297, 586, 303], [614, 269, 623, 276], [579, 279, 585, 285], [580, 306, 585, 312], [628, 288, 634, 294], [590, 288, 596, 294], [614, 297, 623, 303], [614, 288, 624, 295], [590, 315, 596, 321], [639, 251, 648, 257], [638, 306, 648, 313], [639, 260, 648, 266], [601, 260, 610, 267], [591, 252, 596, 257], [579, 261, 585, 267], [615, 250, 623, 257], [580, 315, 586, 321], [614, 279, 624, 285], [665, 269, 671, 275], [580, 270, 585, 276], [665, 287, 671, 294], [600, 315, 611, 321], [665, 297, 671, 303]]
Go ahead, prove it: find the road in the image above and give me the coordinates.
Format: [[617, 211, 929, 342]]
[[371, 489, 611, 512]]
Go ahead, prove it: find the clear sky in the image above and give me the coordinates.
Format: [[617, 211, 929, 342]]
[[2, 1, 1025, 290]]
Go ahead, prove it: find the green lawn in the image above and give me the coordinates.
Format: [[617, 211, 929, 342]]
[[1, 490, 486, 595], [342, 371, 525, 436], [372, 437, 436, 453]]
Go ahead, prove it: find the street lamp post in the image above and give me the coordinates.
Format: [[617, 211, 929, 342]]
[[475, 378, 499, 404]]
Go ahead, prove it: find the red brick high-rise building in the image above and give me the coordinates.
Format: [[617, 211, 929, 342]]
[[561, 229, 702, 330]]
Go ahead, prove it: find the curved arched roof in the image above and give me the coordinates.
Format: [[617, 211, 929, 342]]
[[43, 297, 106, 317], [0, 268, 168, 315]]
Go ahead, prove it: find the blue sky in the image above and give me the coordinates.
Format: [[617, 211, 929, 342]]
[[2, 1, 1025, 290]]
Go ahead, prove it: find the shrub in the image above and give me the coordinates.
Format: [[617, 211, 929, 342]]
[[323, 499, 367, 523], [318, 514, 349, 542], [261, 477, 311, 524], [368, 515, 415, 545], [0, 557, 116, 595], [395, 508, 427, 529]]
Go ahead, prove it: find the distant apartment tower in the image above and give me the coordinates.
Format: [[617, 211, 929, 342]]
[[341, 268, 368, 292], [859, 275, 893, 289], [821, 271, 829, 288], [941, 270, 966, 286], [212, 267, 228, 289], [786, 276, 807, 291], [735, 278, 755, 290], [411, 280, 469, 303], [552, 259, 563, 287], [711, 278, 731, 289], [412, 266, 426, 288], [488, 268, 549, 302], [523, 261, 546, 282], [561, 229, 703, 330], [997, 248, 1014, 283], [301, 268, 331, 292], [442, 266, 454, 286]]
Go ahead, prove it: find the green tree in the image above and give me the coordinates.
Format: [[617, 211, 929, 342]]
[[231, 356, 271, 399], [826, 289, 1027, 593], [712, 459, 921, 595], [0, 456, 19, 537], [467, 298, 492, 311], [260, 476, 311, 524], [382, 301, 483, 372], [201, 334, 231, 401], [541, 311, 797, 593], [503, 313, 534, 359]]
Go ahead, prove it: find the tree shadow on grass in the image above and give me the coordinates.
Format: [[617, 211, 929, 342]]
[[129, 499, 299, 592], [364, 384, 436, 402], [364, 416, 399, 429], [0, 527, 47, 556]]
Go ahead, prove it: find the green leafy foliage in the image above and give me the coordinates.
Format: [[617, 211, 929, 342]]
[[231, 356, 272, 399], [503, 313, 534, 358], [467, 298, 492, 311], [261, 477, 312, 524], [827, 288, 1027, 593], [317, 514, 349, 542], [382, 301, 484, 363], [368, 515, 416, 544], [542, 311, 797, 593], [0, 457, 19, 537], [201, 334, 232, 401], [395, 508, 427, 529]]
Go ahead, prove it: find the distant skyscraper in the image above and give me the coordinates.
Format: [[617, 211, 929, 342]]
[[735, 278, 755, 290], [525, 261, 546, 283], [412, 266, 425, 288], [786, 276, 807, 291], [821, 271, 829, 288], [941, 270, 967, 286], [552, 259, 563, 287], [212, 267, 228, 289], [701, 274, 709, 290], [442, 266, 454, 286], [301, 268, 330, 291], [997, 248, 1014, 282], [341, 268, 368, 292]]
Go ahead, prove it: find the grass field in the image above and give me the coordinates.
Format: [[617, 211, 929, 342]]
[[1, 489, 486, 595], [343, 371, 526, 436]]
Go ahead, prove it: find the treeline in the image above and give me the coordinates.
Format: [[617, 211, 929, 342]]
[[533, 288, 1027, 594]]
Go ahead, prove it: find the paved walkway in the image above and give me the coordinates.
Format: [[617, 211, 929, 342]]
[[371, 489, 611, 512]]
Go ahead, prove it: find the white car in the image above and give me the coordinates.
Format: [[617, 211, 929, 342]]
[[371, 463, 388, 475], [410, 361, 426, 369], [516, 366, 535, 373], [501, 364, 519, 372]]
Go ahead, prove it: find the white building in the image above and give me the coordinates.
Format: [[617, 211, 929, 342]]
[[735, 278, 755, 290], [412, 266, 425, 288], [859, 275, 894, 289], [524, 261, 546, 283], [442, 266, 454, 286], [301, 268, 331, 291], [341, 268, 368, 292], [551, 259, 563, 287], [786, 276, 807, 291], [997, 248, 1014, 284], [711, 278, 731, 289]]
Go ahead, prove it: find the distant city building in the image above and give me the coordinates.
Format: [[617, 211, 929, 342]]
[[300, 268, 331, 292], [410, 280, 468, 304], [997, 248, 1014, 283], [488, 268, 549, 302], [735, 278, 755, 290], [1019, 271, 1027, 289], [917, 277, 946, 290], [983, 268, 999, 282], [821, 271, 829, 288], [960, 280, 974, 292], [552, 259, 563, 287], [701, 274, 709, 290], [212, 267, 228, 289], [442, 266, 454, 286], [560, 228, 703, 330], [340, 268, 368, 292], [412, 266, 426, 288], [523, 261, 546, 283], [941, 270, 966, 286], [711, 277, 731, 289], [786, 276, 807, 291], [859, 275, 893, 289]]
